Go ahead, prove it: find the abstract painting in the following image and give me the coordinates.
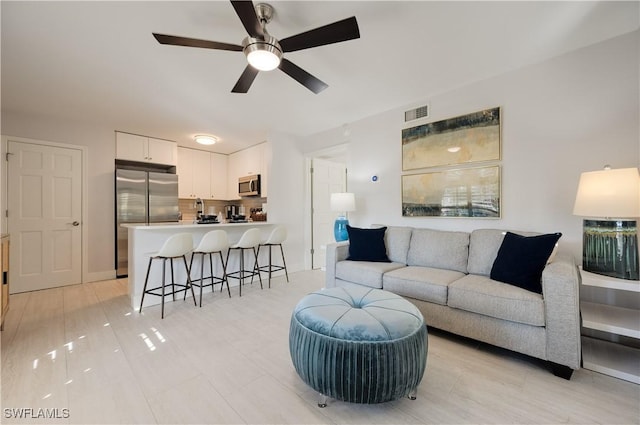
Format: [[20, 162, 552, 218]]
[[402, 165, 501, 218], [402, 107, 500, 170]]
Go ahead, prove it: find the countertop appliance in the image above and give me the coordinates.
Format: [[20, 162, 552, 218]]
[[238, 174, 261, 197], [225, 205, 238, 220], [229, 215, 247, 223], [195, 197, 204, 221], [115, 168, 179, 277], [197, 215, 219, 224]]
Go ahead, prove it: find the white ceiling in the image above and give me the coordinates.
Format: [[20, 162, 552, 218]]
[[2, 1, 638, 154]]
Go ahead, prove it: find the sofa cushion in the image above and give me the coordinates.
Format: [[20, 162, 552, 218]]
[[407, 229, 469, 273], [467, 229, 507, 276], [490, 232, 562, 294], [336, 260, 405, 289], [384, 226, 413, 264], [383, 266, 465, 305], [448, 274, 545, 327], [346, 225, 390, 262]]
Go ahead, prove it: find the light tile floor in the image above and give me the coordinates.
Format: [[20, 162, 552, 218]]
[[1, 270, 639, 424]]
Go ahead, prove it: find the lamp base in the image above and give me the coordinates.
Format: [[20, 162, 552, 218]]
[[582, 219, 639, 280], [334, 216, 349, 242]]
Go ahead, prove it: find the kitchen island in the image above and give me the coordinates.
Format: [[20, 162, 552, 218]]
[[123, 221, 276, 309]]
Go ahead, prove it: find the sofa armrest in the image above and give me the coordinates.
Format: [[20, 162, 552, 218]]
[[541, 252, 581, 369], [325, 241, 350, 288]]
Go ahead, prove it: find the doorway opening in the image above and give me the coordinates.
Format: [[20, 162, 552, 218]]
[[305, 145, 348, 270]]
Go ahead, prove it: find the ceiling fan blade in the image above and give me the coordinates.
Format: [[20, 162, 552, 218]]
[[232, 65, 260, 93], [279, 16, 360, 53], [153, 33, 242, 51], [230, 0, 264, 38], [279, 59, 328, 94]]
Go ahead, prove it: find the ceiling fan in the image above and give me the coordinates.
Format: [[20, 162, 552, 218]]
[[152, 1, 360, 94]]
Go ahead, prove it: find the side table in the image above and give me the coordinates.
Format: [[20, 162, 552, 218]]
[[580, 268, 639, 384]]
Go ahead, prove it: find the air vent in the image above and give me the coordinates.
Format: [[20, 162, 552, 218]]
[[404, 105, 429, 122]]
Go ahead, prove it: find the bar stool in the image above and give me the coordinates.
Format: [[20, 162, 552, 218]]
[[188, 230, 231, 307], [225, 228, 263, 297], [256, 225, 289, 288], [139, 233, 196, 319]]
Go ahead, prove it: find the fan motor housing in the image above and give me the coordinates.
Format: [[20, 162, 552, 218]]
[[255, 3, 275, 24]]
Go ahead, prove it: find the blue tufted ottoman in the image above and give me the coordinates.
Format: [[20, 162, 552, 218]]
[[289, 286, 428, 407]]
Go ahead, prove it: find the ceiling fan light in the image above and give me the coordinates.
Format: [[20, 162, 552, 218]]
[[243, 36, 282, 71], [194, 135, 218, 145], [247, 50, 280, 71]]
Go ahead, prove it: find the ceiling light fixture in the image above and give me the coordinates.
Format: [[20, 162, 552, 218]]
[[447, 146, 461, 153], [243, 35, 282, 71], [194, 135, 218, 145]]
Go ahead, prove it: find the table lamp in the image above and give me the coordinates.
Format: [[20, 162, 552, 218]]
[[573, 166, 640, 280], [330, 192, 356, 242]]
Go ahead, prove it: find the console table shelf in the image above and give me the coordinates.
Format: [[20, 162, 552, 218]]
[[581, 302, 640, 339], [581, 337, 640, 384], [580, 268, 640, 384]]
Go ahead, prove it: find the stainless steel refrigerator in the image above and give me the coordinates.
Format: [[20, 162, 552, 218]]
[[115, 169, 179, 277]]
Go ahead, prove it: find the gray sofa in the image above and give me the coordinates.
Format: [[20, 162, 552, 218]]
[[325, 226, 581, 379]]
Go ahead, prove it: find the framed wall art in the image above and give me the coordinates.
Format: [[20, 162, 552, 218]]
[[402, 107, 501, 171], [402, 165, 501, 218]]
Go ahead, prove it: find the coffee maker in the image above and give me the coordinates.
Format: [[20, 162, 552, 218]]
[[195, 198, 204, 221], [225, 205, 238, 220]]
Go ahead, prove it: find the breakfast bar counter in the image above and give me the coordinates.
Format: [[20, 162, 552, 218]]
[[123, 221, 276, 309]]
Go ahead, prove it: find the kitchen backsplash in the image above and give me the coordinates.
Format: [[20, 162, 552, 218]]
[[179, 197, 267, 222]]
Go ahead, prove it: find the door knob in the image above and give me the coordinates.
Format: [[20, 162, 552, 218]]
[[68, 221, 80, 226]]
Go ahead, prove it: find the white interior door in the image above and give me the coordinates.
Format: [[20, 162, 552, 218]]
[[311, 158, 346, 269], [7, 141, 82, 293]]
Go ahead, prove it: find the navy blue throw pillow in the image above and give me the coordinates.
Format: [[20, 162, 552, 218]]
[[490, 232, 562, 294], [346, 225, 391, 262]]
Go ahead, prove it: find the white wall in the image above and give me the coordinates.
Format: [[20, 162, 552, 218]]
[[264, 132, 306, 272], [302, 31, 640, 261], [1, 115, 116, 280]]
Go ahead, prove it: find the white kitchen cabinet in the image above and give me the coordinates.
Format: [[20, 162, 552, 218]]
[[116, 132, 177, 166], [178, 147, 210, 199], [116, 133, 146, 161], [148, 138, 178, 166], [210, 153, 228, 200], [237, 143, 263, 176], [227, 152, 242, 200], [227, 142, 269, 199], [580, 268, 640, 384], [260, 142, 270, 198]]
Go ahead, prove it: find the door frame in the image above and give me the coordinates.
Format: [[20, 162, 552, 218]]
[[303, 144, 349, 270], [1, 135, 88, 285]]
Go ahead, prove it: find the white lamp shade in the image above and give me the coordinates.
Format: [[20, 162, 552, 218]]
[[330, 193, 356, 213], [573, 167, 640, 218]]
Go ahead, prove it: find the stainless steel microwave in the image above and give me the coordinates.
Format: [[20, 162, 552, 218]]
[[238, 174, 261, 197]]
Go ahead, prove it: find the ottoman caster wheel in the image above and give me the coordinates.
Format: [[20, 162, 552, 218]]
[[318, 393, 328, 408], [408, 389, 417, 400]]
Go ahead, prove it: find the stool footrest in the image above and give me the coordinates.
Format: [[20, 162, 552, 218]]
[[190, 275, 226, 287], [257, 265, 286, 272], [226, 270, 260, 281], [143, 283, 192, 298]]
